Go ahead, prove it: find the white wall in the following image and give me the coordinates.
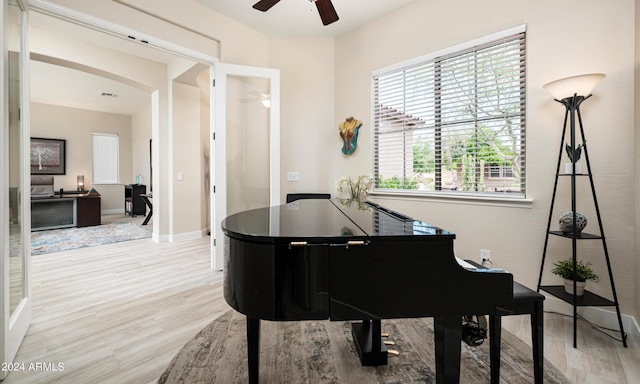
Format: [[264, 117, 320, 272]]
[[131, 103, 152, 192], [30, 102, 133, 212], [268, 37, 336, 200], [46, 0, 221, 61], [171, 81, 203, 238], [334, 0, 637, 319], [48, 0, 267, 66]]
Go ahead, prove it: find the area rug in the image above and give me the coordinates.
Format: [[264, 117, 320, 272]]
[[158, 310, 570, 384], [31, 221, 151, 255]]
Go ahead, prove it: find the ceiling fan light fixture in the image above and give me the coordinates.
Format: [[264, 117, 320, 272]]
[[261, 94, 271, 108]]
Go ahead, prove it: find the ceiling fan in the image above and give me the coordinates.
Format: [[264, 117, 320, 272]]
[[253, 0, 339, 26]]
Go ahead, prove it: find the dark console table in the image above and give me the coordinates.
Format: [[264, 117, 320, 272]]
[[31, 193, 101, 231], [76, 195, 101, 227]]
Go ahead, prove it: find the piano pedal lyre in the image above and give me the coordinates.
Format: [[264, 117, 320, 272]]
[[382, 333, 398, 355], [387, 349, 400, 356]]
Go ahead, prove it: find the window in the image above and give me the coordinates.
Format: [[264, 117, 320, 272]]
[[489, 165, 501, 178], [373, 26, 526, 198], [92, 132, 119, 184]]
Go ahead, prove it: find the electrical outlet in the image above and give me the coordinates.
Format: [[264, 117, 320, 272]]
[[480, 249, 491, 262], [287, 171, 300, 182]]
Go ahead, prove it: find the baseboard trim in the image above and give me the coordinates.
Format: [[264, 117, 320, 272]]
[[544, 297, 640, 336], [102, 208, 125, 215], [169, 230, 203, 243], [153, 233, 168, 242], [152, 229, 209, 243]]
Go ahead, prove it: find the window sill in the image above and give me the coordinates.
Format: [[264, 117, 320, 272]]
[[368, 190, 533, 209]]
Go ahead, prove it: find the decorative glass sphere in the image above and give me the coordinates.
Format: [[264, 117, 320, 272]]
[[559, 212, 587, 234]]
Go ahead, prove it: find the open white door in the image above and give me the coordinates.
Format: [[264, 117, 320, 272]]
[[211, 63, 280, 270], [1, 0, 32, 376]]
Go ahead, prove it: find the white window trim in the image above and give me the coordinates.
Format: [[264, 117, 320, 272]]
[[371, 24, 528, 206], [92, 132, 120, 185], [368, 190, 533, 209], [372, 24, 526, 77]]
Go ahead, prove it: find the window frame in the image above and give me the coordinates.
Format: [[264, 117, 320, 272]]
[[371, 25, 527, 203], [92, 132, 120, 185]]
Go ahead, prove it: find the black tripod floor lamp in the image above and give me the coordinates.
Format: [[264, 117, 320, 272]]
[[537, 73, 627, 348]]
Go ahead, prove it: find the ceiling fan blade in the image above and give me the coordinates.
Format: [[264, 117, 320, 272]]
[[315, 0, 339, 26], [253, 0, 281, 12]]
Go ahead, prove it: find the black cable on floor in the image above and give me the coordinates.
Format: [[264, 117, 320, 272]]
[[543, 310, 627, 343]]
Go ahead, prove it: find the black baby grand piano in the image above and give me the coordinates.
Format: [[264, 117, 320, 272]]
[[222, 199, 513, 384]]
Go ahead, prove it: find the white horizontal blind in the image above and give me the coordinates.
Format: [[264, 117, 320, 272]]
[[373, 30, 526, 197], [92, 132, 119, 184]]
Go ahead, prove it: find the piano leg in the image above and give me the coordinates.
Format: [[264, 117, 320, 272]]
[[247, 317, 260, 384], [351, 319, 388, 366], [531, 300, 544, 384], [489, 315, 501, 384], [434, 316, 462, 384]]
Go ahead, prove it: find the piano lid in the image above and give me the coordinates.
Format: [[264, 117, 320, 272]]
[[221, 199, 454, 243], [333, 199, 455, 239], [221, 199, 367, 244]]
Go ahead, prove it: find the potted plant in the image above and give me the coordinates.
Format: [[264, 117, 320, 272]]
[[565, 141, 586, 174], [551, 259, 599, 295], [337, 175, 372, 202]]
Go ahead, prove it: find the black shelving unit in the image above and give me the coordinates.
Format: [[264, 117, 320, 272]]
[[125, 184, 146, 217], [536, 94, 627, 348]]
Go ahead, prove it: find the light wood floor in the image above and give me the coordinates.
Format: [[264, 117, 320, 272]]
[[5, 226, 229, 383], [3, 226, 639, 383]]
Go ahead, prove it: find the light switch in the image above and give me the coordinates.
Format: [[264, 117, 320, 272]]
[[177, 172, 184, 181], [287, 172, 300, 182]]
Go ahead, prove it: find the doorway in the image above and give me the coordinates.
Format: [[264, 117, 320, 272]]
[[212, 63, 281, 270], [27, 6, 215, 246]]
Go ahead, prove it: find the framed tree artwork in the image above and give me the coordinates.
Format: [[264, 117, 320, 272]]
[[30, 137, 66, 175]]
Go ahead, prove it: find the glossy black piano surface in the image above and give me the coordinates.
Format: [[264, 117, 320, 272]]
[[222, 199, 513, 384]]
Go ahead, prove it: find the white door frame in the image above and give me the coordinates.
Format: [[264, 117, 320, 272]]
[[211, 63, 280, 270], [1, 0, 32, 374], [2, 0, 220, 370]]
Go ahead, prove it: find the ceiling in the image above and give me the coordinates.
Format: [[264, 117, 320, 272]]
[[30, 60, 152, 116], [29, 0, 416, 116], [29, 10, 191, 116], [194, 0, 417, 38]]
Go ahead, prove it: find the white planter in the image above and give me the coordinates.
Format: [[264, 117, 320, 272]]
[[564, 163, 582, 174], [563, 279, 586, 296]]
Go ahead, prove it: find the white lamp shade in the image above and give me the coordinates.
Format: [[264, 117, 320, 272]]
[[543, 73, 605, 99]]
